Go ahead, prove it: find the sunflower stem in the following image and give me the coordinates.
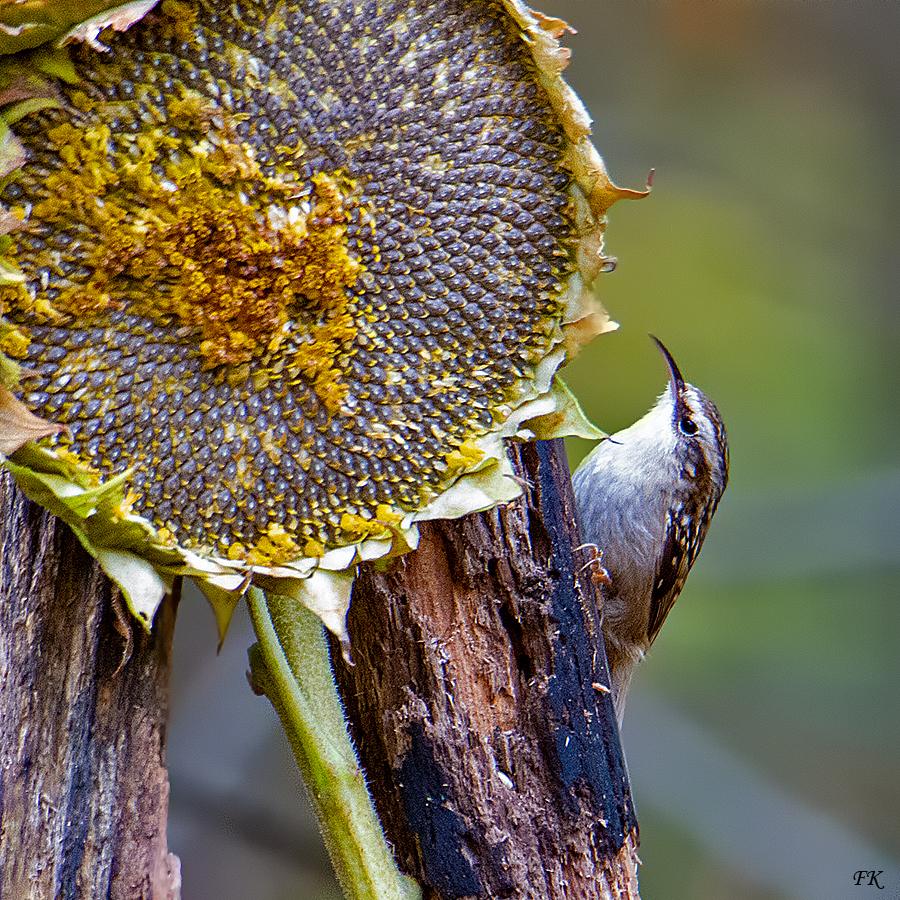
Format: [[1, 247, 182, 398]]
[[246, 587, 419, 900]]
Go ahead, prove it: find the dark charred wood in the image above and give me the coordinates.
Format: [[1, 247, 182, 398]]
[[334, 439, 641, 900]]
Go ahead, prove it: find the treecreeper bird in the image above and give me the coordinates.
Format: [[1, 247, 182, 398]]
[[572, 337, 729, 724]]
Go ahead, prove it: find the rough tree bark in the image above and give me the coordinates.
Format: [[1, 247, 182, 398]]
[[0, 470, 180, 900], [334, 438, 642, 900]]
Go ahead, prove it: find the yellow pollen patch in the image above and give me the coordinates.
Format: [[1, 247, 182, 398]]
[[2, 95, 364, 412]]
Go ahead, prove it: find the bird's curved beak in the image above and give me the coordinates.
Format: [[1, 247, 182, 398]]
[[650, 335, 685, 399]]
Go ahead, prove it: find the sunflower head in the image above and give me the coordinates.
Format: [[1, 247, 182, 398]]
[[0, 0, 640, 639]]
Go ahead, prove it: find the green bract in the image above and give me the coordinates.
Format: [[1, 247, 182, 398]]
[[0, 0, 639, 644]]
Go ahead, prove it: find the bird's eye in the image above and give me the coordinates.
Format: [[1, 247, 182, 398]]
[[679, 416, 698, 435]]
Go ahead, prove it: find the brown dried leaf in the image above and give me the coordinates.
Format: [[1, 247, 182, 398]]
[[531, 10, 576, 40], [0, 385, 66, 454]]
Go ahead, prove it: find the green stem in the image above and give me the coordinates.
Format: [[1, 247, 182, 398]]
[[246, 587, 419, 900]]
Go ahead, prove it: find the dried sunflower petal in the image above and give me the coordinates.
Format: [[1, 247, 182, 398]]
[[0, 0, 632, 640], [0, 0, 154, 55]]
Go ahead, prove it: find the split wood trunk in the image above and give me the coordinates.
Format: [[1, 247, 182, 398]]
[[335, 439, 642, 899]]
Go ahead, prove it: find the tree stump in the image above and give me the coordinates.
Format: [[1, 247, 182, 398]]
[[334, 438, 641, 899], [0, 470, 180, 900]]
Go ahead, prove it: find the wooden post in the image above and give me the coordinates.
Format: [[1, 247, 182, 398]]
[[334, 439, 642, 899], [0, 471, 180, 900]]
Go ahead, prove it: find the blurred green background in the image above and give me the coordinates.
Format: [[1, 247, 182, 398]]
[[166, 3, 900, 898], [558, 2, 900, 898]]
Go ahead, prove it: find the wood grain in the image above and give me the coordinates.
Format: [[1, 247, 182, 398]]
[[334, 439, 641, 899], [0, 470, 180, 900]]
